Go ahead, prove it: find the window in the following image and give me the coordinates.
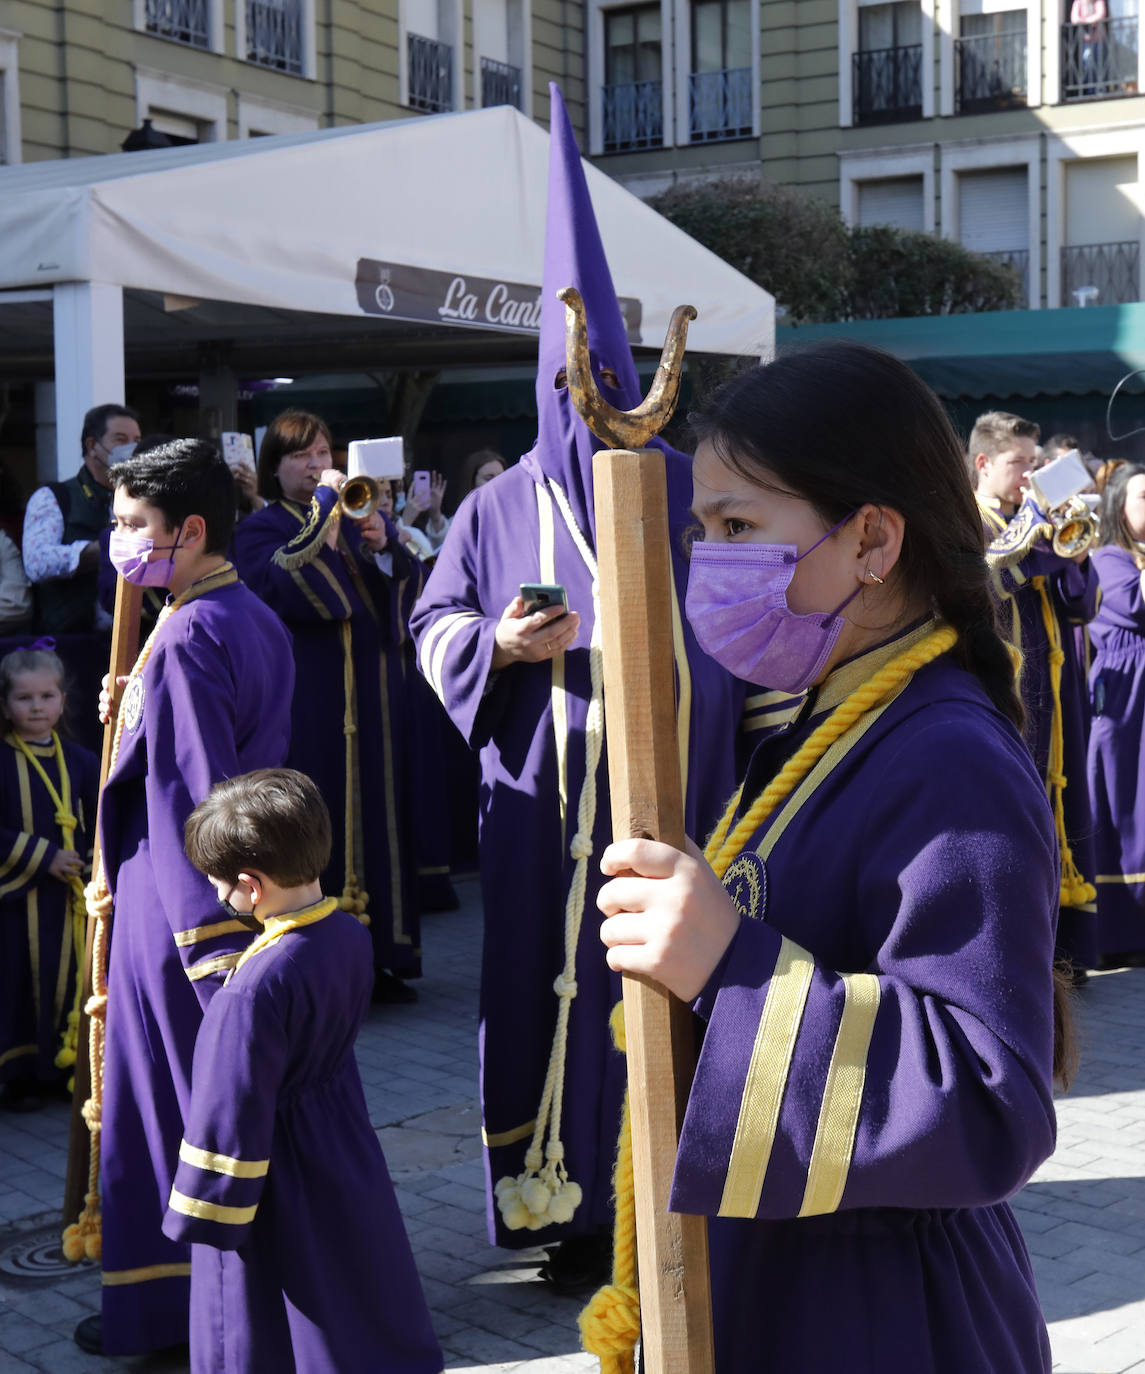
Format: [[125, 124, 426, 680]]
[[853, 2, 922, 123], [134, 71, 227, 143], [144, 0, 211, 48], [404, 0, 458, 112], [602, 5, 663, 151], [474, 0, 526, 108], [857, 176, 925, 231], [688, 0, 752, 141], [957, 167, 1030, 303], [955, 10, 1027, 113], [1062, 155, 1140, 304], [246, 0, 304, 74], [1061, 1, 1139, 103]]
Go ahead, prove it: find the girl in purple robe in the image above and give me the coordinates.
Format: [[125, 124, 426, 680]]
[[0, 648, 97, 1109], [1087, 461, 1145, 964], [232, 412, 423, 1001], [166, 769, 442, 1374], [597, 342, 1065, 1374]]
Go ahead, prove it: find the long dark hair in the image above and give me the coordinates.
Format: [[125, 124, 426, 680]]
[[691, 340, 1023, 730], [1097, 461, 1145, 559], [691, 342, 1076, 1088]]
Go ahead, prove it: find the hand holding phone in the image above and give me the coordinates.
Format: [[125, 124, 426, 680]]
[[519, 583, 569, 621], [490, 585, 580, 672]]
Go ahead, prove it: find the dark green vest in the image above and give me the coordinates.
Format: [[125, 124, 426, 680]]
[[35, 468, 111, 634]]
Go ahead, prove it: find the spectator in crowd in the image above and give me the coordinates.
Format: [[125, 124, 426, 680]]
[[460, 448, 506, 494], [232, 410, 424, 1003], [379, 478, 436, 561], [1086, 462, 1145, 966], [402, 470, 450, 553], [0, 531, 32, 634], [23, 404, 140, 632], [972, 410, 1099, 981]]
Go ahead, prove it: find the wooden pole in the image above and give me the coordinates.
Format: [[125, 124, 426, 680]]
[[63, 575, 143, 1230], [593, 448, 715, 1374]]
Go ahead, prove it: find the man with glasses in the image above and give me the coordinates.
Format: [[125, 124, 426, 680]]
[[23, 404, 141, 632]]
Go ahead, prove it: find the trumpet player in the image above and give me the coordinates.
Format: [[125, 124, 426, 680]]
[[231, 410, 426, 1003], [972, 410, 1099, 984]]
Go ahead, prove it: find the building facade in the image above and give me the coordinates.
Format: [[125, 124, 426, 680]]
[[0, 0, 582, 161]]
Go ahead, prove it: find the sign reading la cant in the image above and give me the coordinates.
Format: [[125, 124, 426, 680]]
[[355, 258, 643, 344]]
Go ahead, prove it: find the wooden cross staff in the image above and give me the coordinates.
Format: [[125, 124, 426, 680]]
[[63, 576, 144, 1231], [560, 286, 714, 1374]]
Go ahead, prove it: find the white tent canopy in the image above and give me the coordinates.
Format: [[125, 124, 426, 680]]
[[0, 107, 774, 477]]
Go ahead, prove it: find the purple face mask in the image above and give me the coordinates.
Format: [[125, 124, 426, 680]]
[[685, 516, 860, 692], [108, 524, 185, 588]]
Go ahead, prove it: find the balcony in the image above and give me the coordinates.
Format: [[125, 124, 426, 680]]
[[481, 57, 522, 110], [145, 0, 210, 48], [980, 248, 1029, 308], [408, 33, 453, 113], [955, 29, 1027, 113], [246, 0, 302, 74], [602, 80, 662, 152], [852, 44, 923, 124], [688, 67, 753, 143], [1061, 18, 1139, 102], [1062, 240, 1140, 306]]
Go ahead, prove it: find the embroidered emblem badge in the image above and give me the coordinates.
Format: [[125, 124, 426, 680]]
[[122, 677, 145, 734], [722, 852, 768, 922]]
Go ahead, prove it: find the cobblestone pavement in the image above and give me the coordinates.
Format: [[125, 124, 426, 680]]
[[0, 879, 1143, 1373]]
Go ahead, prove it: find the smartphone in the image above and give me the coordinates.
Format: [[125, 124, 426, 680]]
[[520, 583, 568, 620], [412, 470, 431, 504]]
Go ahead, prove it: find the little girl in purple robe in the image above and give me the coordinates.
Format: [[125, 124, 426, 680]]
[[597, 341, 1069, 1373], [166, 768, 442, 1374], [1087, 461, 1145, 965], [0, 647, 97, 1110]]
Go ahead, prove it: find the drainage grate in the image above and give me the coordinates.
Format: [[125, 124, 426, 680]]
[[0, 1213, 90, 1288]]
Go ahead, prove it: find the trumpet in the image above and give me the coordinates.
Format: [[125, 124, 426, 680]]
[[338, 474, 381, 521], [1047, 494, 1100, 559]]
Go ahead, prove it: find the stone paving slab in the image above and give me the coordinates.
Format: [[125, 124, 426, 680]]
[[0, 880, 1143, 1372]]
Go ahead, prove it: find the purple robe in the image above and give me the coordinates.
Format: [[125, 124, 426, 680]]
[[98, 573, 294, 1355], [1087, 544, 1145, 959], [980, 496, 1099, 967], [161, 907, 442, 1374], [0, 732, 98, 1086], [672, 625, 1057, 1374], [232, 496, 422, 976]]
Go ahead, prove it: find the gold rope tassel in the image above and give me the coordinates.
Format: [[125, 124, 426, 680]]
[[336, 619, 370, 924], [61, 580, 215, 1265], [1032, 577, 1097, 908], [579, 1004, 639, 1374]]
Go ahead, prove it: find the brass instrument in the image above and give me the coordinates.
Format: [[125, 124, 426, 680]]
[[1047, 495, 1099, 559], [338, 473, 381, 521]]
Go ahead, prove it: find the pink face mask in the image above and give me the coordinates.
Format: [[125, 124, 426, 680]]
[[685, 515, 860, 693], [108, 524, 185, 588]]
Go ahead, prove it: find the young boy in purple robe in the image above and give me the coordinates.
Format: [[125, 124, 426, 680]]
[[164, 768, 442, 1374], [76, 440, 294, 1357], [596, 343, 1064, 1373], [1087, 462, 1145, 964], [972, 411, 1099, 979], [409, 84, 748, 1289], [0, 647, 98, 1108]]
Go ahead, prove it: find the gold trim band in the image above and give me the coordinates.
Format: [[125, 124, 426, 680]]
[[174, 919, 252, 948], [482, 1119, 538, 1149], [186, 952, 241, 982], [102, 1262, 192, 1286], [168, 1189, 257, 1226], [179, 1140, 269, 1179]]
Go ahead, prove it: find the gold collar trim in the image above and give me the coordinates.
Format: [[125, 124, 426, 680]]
[[812, 618, 940, 718], [4, 732, 56, 757]]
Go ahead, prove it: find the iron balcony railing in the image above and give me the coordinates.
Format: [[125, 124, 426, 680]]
[[852, 44, 923, 124], [246, 0, 303, 74], [1062, 240, 1140, 306], [688, 66, 753, 142], [408, 33, 453, 113], [481, 56, 522, 109], [1061, 17, 1139, 102], [145, 0, 210, 48], [602, 79, 663, 152], [980, 248, 1030, 308], [955, 28, 1027, 113]]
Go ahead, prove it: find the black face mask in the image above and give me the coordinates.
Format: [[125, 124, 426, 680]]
[[218, 892, 261, 933]]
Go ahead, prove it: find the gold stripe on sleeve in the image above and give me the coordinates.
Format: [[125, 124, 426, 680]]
[[798, 971, 881, 1218], [173, 919, 252, 948], [718, 937, 815, 1219], [102, 1262, 192, 1286], [289, 568, 332, 620], [179, 1140, 270, 1179], [0, 832, 29, 878], [168, 1189, 258, 1225], [1096, 873, 1145, 884], [186, 953, 241, 982], [312, 557, 353, 618], [0, 838, 50, 900]]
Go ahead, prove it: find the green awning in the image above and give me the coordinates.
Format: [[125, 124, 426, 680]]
[[776, 304, 1145, 400]]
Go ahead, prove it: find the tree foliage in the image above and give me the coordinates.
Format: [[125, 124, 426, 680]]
[[648, 176, 1022, 324]]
